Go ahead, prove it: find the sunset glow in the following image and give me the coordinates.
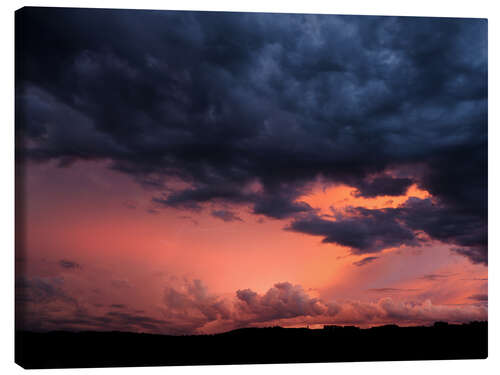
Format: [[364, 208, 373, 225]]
[[16, 8, 487, 335]]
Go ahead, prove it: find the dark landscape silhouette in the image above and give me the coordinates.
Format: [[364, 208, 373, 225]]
[[15, 321, 487, 369]]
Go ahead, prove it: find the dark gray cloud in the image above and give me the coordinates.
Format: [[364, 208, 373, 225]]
[[287, 205, 418, 254], [418, 273, 456, 281], [353, 176, 413, 198], [16, 8, 487, 264], [59, 259, 82, 270], [39, 311, 169, 333], [110, 304, 127, 309], [288, 197, 487, 264], [367, 288, 420, 293], [398, 198, 486, 263], [252, 189, 314, 219], [452, 247, 487, 265], [211, 209, 243, 222], [353, 256, 379, 267], [153, 187, 255, 211], [15, 276, 75, 305], [468, 294, 488, 302], [105, 311, 168, 331]]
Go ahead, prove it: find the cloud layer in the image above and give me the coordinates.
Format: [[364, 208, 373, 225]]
[[16, 277, 487, 334], [16, 9, 487, 263]]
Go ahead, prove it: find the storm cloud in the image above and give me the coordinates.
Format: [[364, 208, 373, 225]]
[[16, 8, 487, 263], [288, 197, 487, 263]]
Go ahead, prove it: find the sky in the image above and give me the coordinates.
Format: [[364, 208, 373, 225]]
[[15, 7, 487, 335]]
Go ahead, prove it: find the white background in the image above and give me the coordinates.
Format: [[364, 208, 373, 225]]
[[0, 0, 497, 374]]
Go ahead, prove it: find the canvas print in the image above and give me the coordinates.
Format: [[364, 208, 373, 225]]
[[15, 7, 487, 368]]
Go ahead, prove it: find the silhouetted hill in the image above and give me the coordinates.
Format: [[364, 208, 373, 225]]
[[15, 321, 487, 369]]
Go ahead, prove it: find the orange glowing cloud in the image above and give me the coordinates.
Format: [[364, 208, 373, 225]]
[[300, 182, 431, 215]]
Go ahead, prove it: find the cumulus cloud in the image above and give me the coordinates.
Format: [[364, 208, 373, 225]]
[[158, 280, 339, 333], [161, 279, 233, 333], [234, 282, 340, 324], [158, 280, 486, 333], [16, 276, 487, 334], [333, 298, 487, 326]]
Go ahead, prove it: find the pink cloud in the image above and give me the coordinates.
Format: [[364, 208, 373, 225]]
[[16, 275, 487, 335]]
